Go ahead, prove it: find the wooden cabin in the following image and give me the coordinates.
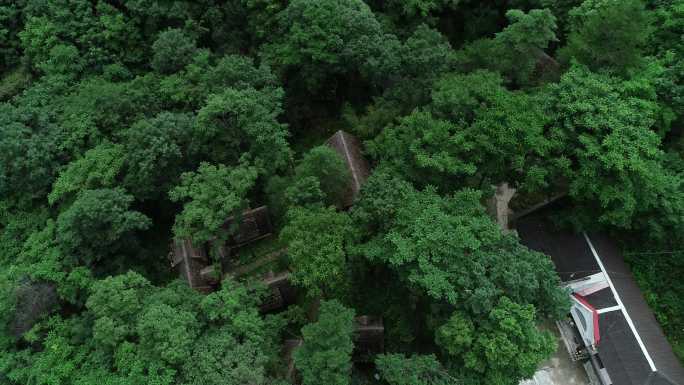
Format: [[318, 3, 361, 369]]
[[532, 49, 561, 83], [223, 206, 273, 248], [259, 271, 297, 313], [325, 130, 371, 208], [169, 238, 217, 293]]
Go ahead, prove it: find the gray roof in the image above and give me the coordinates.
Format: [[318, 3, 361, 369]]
[[590, 233, 684, 385], [517, 212, 684, 385]]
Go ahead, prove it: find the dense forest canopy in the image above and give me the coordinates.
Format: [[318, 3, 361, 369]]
[[0, 0, 682, 384]]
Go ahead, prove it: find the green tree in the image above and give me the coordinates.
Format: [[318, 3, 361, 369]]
[[436, 297, 556, 385], [58, 76, 162, 155], [83, 273, 282, 383], [49, 142, 124, 205], [12, 220, 94, 307], [263, 0, 397, 89], [454, 9, 558, 85], [37, 44, 84, 76], [0, 103, 63, 205], [447, 89, 559, 192], [375, 353, 456, 385], [560, 0, 651, 74], [0, 2, 24, 72], [433, 70, 562, 190], [294, 146, 351, 207], [494, 9, 558, 84], [136, 303, 200, 365], [169, 162, 258, 244], [181, 327, 270, 385], [265, 174, 325, 225], [547, 64, 684, 233], [294, 300, 355, 385], [0, 206, 49, 267], [4, 0, 682, 382], [343, 25, 455, 140], [14, 221, 66, 283], [650, 0, 684, 56], [159, 53, 280, 110], [3, 317, 98, 385], [283, 176, 327, 208], [353, 171, 568, 317], [647, 1, 684, 132], [4, 274, 187, 384], [87, 271, 152, 348], [280, 206, 353, 297], [19, 0, 143, 74], [122, 112, 193, 200], [151, 29, 198, 74], [382, 0, 460, 18], [200, 279, 269, 344], [629, 250, 684, 361], [385, 24, 454, 105], [532, 0, 584, 31], [267, 145, 351, 220], [56, 188, 151, 264], [195, 87, 291, 171], [370, 70, 560, 192], [241, 0, 288, 44], [368, 110, 475, 190], [348, 168, 417, 237]]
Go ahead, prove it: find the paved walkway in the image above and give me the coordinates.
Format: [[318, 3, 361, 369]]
[[521, 322, 590, 385]]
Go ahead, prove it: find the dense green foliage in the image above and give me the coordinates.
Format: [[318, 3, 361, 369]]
[[629, 251, 684, 362], [294, 300, 356, 385], [280, 206, 353, 297], [436, 297, 556, 385], [560, 0, 651, 73], [0, 0, 682, 384], [1, 272, 283, 384], [375, 353, 455, 385], [170, 162, 258, 244], [353, 171, 568, 317]]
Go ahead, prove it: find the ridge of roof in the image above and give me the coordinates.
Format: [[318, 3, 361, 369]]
[[583, 232, 657, 372]]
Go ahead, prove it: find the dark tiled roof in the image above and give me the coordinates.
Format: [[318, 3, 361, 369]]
[[585, 288, 618, 309], [223, 206, 273, 247], [516, 216, 600, 281], [169, 238, 214, 292], [531, 49, 561, 82], [260, 271, 297, 313], [598, 310, 653, 385]]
